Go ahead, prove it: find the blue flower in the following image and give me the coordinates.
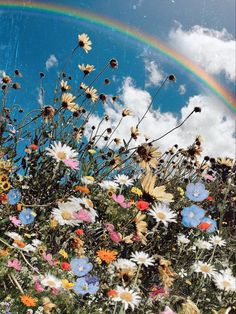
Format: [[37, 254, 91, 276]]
[[7, 189, 21, 205], [185, 182, 208, 202], [19, 208, 36, 225], [181, 205, 206, 228], [198, 217, 217, 233], [73, 276, 99, 295], [70, 257, 93, 277]]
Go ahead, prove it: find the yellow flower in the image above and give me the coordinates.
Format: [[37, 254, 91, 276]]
[[177, 187, 184, 196], [131, 187, 143, 196], [0, 181, 11, 191], [0, 174, 8, 183], [61, 279, 75, 289], [88, 149, 96, 155], [59, 249, 68, 259], [85, 87, 98, 102], [78, 64, 95, 75]]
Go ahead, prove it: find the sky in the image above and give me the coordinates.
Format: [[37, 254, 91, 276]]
[[0, 0, 235, 158]]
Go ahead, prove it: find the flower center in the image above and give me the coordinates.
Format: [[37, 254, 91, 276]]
[[189, 212, 195, 218], [193, 190, 200, 197], [223, 280, 230, 288], [82, 284, 88, 291], [119, 292, 133, 302], [61, 211, 72, 220], [156, 212, 166, 220], [78, 266, 84, 271], [47, 280, 56, 287], [200, 265, 210, 273], [56, 151, 67, 160]]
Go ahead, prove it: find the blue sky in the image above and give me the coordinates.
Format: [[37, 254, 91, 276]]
[[0, 0, 235, 157]]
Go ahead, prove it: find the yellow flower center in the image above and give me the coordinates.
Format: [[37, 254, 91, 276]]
[[61, 211, 72, 220], [200, 265, 210, 273], [156, 212, 166, 220], [47, 280, 56, 287], [223, 280, 230, 288], [56, 151, 67, 160], [119, 292, 133, 302]]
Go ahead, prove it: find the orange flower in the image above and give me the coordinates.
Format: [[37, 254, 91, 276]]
[[107, 289, 118, 298], [14, 239, 25, 248], [20, 295, 37, 307], [61, 262, 71, 271], [74, 185, 90, 194], [16, 203, 23, 211], [96, 249, 117, 264]]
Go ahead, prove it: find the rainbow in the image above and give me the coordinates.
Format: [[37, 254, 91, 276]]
[[0, 0, 235, 113]]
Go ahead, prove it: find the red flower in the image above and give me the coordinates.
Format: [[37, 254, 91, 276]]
[[0, 193, 8, 204], [75, 229, 84, 236], [136, 200, 149, 211], [61, 262, 71, 271], [207, 196, 214, 201], [29, 144, 38, 150], [198, 221, 212, 231]]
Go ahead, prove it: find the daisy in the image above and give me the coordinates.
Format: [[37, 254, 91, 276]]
[[99, 180, 118, 191], [78, 64, 95, 76], [114, 258, 137, 279], [41, 274, 62, 290], [114, 174, 134, 187], [193, 261, 216, 278], [85, 87, 98, 102], [81, 176, 95, 185], [213, 272, 236, 292], [177, 234, 190, 245], [60, 80, 71, 91], [131, 251, 155, 267], [46, 141, 78, 163], [78, 33, 92, 53], [114, 286, 141, 311], [61, 93, 79, 112], [148, 203, 177, 227], [209, 235, 226, 247], [52, 201, 79, 226], [194, 239, 213, 250]]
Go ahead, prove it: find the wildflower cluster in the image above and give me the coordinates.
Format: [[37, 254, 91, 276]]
[[0, 34, 235, 314]]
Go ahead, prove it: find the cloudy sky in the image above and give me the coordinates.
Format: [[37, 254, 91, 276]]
[[0, 0, 235, 157]]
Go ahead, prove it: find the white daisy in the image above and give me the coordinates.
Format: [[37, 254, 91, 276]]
[[177, 234, 190, 245], [46, 141, 78, 163], [194, 239, 213, 250], [81, 176, 95, 185], [98, 180, 118, 191], [213, 271, 236, 292], [148, 203, 177, 227], [114, 174, 134, 187], [41, 274, 62, 290], [209, 235, 226, 247], [5, 232, 23, 241], [131, 251, 155, 267], [114, 286, 141, 311], [114, 258, 137, 271], [193, 261, 216, 278], [52, 201, 79, 226]]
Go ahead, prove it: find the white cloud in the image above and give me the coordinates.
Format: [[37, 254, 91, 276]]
[[144, 60, 164, 87], [87, 77, 235, 158], [45, 54, 58, 71], [178, 84, 186, 95], [169, 25, 236, 82], [37, 88, 44, 107]]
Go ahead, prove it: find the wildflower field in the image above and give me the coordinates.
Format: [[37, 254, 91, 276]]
[[0, 34, 235, 314]]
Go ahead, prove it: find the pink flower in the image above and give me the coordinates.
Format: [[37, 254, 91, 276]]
[[204, 174, 215, 182], [7, 259, 22, 271], [51, 287, 59, 295], [73, 209, 92, 223], [34, 281, 44, 292], [160, 306, 176, 314], [109, 231, 121, 243], [42, 252, 55, 266], [63, 159, 79, 170], [149, 286, 169, 298], [112, 194, 131, 209], [105, 223, 115, 232], [9, 215, 21, 227]]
